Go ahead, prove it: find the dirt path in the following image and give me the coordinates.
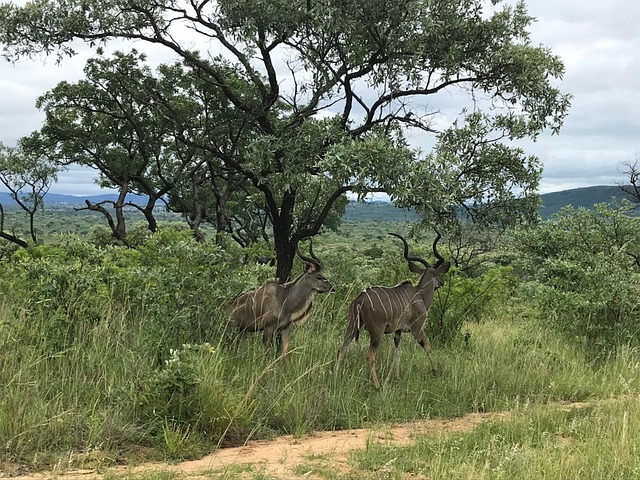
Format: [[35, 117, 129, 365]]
[[7, 402, 592, 480]]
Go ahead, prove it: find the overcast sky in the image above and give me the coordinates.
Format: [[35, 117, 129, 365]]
[[0, 0, 638, 195]]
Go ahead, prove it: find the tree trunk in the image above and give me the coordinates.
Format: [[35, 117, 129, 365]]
[[81, 199, 120, 238], [187, 206, 206, 243], [184, 173, 207, 242], [29, 212, 37, 243], [136, 195, 158, 233], [271, 189, 298, 282], [274, 237, 296, 283], [113, 204, 127, 240], [141, 204, 158, 233], [273, 225, 298, 283], [113, 185, 129, 240], [215, 208, 231, 245]]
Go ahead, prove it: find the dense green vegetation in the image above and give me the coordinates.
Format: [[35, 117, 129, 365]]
[[0, 184, 635, 244], [1, 201, 639, 476]]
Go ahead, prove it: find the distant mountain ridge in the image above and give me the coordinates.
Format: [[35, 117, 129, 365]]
[[0, 192, 149, 206], [0, 185, 635, 221], [537, 185, 630, 218]]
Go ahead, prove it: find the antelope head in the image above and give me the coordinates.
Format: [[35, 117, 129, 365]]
[[296, 238, 333, 293], [388, 231, 450, 288]]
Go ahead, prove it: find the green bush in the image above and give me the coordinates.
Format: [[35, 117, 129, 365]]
[[0, 228, 268, 462], [515, 202, 640, 349], [429, 266, 519, 345]]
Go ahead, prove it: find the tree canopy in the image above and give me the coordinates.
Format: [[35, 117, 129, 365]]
[[0, 141, 59, 246], [0, 0, 571, 279]]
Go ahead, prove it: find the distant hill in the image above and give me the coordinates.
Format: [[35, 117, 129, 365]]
[[0, 185, 636, 221], [341, 185, 636, 221], [538, 185, 632, 218], [0, 192, 149, 208], [345, 185, 636, 221], [342, 201, 418, 222]]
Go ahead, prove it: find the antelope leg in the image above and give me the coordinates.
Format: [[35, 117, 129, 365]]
[[233, 329, 247, 353], [414, 330, 437, 371], [262, 325, 276, 354], [393, 330, 402, 380], [368, 339, 382, 389], [279, 324, 292, 366]]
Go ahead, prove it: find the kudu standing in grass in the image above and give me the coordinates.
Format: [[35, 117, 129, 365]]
[[336, 232, 450, 388], [229, 239, 332, 362]]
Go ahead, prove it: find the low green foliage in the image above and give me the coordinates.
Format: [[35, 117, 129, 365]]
[[1, 221, 640, 474], [430, 266, 518, 345]]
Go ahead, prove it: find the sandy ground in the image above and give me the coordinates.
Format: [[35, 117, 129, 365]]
[[5, 402, 592, 480], [2, 411, 512, 479]]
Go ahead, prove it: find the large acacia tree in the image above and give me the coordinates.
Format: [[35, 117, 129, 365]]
[[31, 51, 201, 240], [0, 0, 571, 280]]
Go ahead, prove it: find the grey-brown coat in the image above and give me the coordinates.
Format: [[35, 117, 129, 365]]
[[229, 239, 332, 361], [337, 233, 450, 388]]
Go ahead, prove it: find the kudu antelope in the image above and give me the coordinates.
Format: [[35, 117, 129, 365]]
[[229, 239, 332, 362], [336, 232, 450, 388]]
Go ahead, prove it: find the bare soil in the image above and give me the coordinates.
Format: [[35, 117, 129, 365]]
[[4, 402, 592, 480]]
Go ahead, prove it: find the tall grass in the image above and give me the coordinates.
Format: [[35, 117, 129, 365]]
[[0, 299, 159, 469], [349, 396, 640, 479], [3, 287, 640, 472], [1, 233, 640, 473]]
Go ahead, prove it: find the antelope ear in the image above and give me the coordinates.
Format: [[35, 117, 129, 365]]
[[303, 262, 316, 273], [408, 262, 425, 275], [435, 261, 451, 274]]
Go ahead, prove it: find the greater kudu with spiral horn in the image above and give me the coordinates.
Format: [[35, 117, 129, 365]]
[[336, 232, 450, 388], [229, 238, 333, 362]]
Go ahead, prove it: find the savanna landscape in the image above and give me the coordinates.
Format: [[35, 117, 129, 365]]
[[1, 203, 640, 479], [1, 0, 640, 478]]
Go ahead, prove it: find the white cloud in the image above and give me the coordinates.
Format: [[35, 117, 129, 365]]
[[513, 0, 640, 190], [1, 0, 639, 195]]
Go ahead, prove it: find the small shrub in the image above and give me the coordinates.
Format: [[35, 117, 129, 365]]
[[429, 266, 518, 345]]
